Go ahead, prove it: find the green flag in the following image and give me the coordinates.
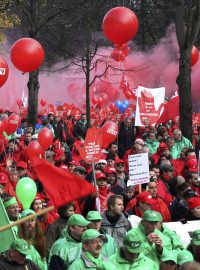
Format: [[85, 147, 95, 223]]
[[0, 197, 16, 253]]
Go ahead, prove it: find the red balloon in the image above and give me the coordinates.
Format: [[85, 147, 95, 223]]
[[101, 121, 119, 149], [27, 141, 42, 158], [38, 128, 53, 150], [10, 38, 44, 72], [7, 114, 21, 134], [191, 46, 199, 66], [40, 99, 46, 107], [111, 49, 125, 62], [0, 56, 9, 87], [102, 7, 138, 46], [99, 93, 109, 107]]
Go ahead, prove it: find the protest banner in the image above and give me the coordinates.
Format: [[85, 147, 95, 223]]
[[127, 153, 149, 186], [135, 86, 165, 126]]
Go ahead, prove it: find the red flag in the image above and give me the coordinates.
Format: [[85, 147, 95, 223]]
[[32, 157, 96, 207], [157, 91, 179, 124]]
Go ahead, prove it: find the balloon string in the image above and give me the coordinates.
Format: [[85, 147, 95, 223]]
[[21, 73, 27, 108]]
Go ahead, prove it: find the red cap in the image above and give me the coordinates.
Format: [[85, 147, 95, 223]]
[[136, 191, 155, 205], [185, 158, 198, 172], [188, 197, 200, 209], [104, 167, 116, 174], [17, 161, 27, 169], [68, 160, 79, 166], [34, 193, 43, 201], [53, 149, 65, 161], [52, 139, 61, 148], [159, 142, 169, 150], [60, 165, 69, 171], [96, 172, 106, 180], [0, 172, 8, 183], [172, 125, 179, 131], [115, 159, 125, 164]]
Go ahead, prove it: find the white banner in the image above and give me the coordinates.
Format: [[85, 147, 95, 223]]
[[135, 86, 165, 126], [127, 153, 149, 186]]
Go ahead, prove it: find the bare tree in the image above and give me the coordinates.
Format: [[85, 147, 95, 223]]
[[175, 0, 200, 140]]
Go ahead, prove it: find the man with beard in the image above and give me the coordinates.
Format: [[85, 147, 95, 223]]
[[18, 209, 47, 270], [0, 238, 41, 270]]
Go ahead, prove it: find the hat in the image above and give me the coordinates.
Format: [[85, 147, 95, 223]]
[[74, 166, 87, 174], [67, 214, 91, 227], [104, 167, 116, 174], [115, 159, 125, 164], [68, 160, 79, 166], [53, 149, 65, 161], [136, 192, 155, 205], [0, 172, 8, 183], [81, 229, 105, 242], [135, 138, 144, 145], [188, 197, 200, 209], [16, 161, 27, 169], [192, 230, 200, 245], [21, 209, 35, 218], [4, 197, 18, 208], [182, 188, 197, 199], [96, 159, 107, 165], [123, 231, 142, 253], [86, 211, 103, 221], [142, 210, 162, 222], [10, 239, 31, 255], [161, 251, 177, 263], [177, 250, 194, 265], [96, 172, 106, 180]]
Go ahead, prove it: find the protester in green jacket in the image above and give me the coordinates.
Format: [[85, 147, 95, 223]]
[[145, 132, 160, 155], [128, 210, 172, 268], [48, 214, 90, 270], [173, 129, 193, 159], [110, 229, 158, 270], [86, 211, 117, 257], [157, 222, 184, 251], [68, 229, 116, 270]]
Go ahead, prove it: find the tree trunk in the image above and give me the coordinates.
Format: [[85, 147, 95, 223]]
[[176, 50, 192, 140], [27, 69, 40, 125]]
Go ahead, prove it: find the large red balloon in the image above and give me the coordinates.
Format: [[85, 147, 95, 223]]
[[27, 141, 42, 158], [10, 38, 44, 72], [7, 114, 21, 134], [102, 7, 138, 46], [101, 121, 119, 149], [191, 46, 199, 66], [38, 128, 53, 150], [0, 56, 9, 87]]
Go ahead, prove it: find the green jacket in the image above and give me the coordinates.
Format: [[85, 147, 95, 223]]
[[161, 224, 184, 251], [173, 136, 193, 158], [102, 234, 117, 257], [68, 252, 116, 270], [145, 138, 159, 155], [128, 223, 172, 268], [27, 244, 47, 270], [48, 228, 82, 269], [109, 250, 158, 270]]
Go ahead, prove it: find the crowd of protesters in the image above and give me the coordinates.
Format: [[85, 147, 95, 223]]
[[0, 110, 200, 269]]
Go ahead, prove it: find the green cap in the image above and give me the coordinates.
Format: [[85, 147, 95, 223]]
[[10, 239, 31, 255], [123, 231, 142, 253], [177, 250, 194, 265], [4, 197, 18, 208], [21, 209, 35, 219], [161, 251, 177, 263], [86, 211, 103, 221], [192, 230, 200, 246], [142, 210, 162, 222], [67, 214, 91, 227], [81, 229, 105, 242]]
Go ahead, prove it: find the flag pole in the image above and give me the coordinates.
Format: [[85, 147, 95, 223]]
[[0, 205, 54, 233], [92, 161, 100, 212]]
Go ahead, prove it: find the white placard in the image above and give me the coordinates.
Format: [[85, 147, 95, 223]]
[[127, 153, 149, 186]]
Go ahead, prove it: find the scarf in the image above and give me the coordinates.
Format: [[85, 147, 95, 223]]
[[84, 251, 105, 269]]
